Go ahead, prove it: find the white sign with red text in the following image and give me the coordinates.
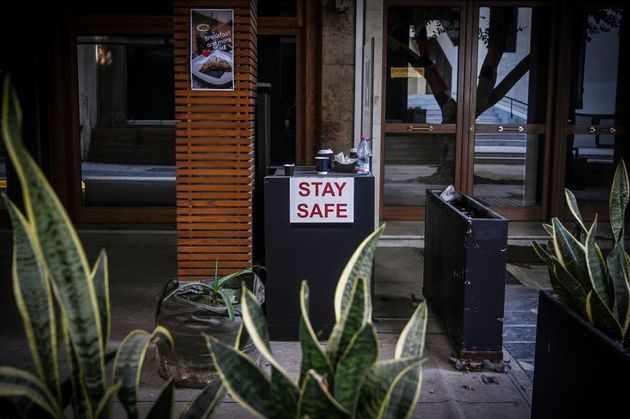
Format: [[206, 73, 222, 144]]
[[289, 177, 354, 223]]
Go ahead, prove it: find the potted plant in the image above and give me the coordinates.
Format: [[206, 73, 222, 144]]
[[531, 160, 630, 418], [155, 263, 265, 387]]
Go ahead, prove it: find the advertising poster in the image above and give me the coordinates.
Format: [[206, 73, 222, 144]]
[[190, 9, 234, 91]]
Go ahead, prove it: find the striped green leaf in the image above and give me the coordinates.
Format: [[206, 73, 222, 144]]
[[146, 378, 175, 419], [297, 370, 350, 419], [298, 281, 334, 389], [609, 159, 629, 243], [551, 257, 589, 317], [0, 366, 62, 419], [334, 324, 378, 414], [542, 223, 553, 236], [383, 302, 429, 419], [217, 288, 235, 320], [241, 288, 298, 416], [2, 196, 60, 402], [551, 218, 590, 291], [62, 318, 92, 418], [532, 240, 553, 264], [334, 225, 384, 320], [586, 290, 624, 342], [607, 243, 630, 330], [206, 336, 271, 418], [2, 77, 105, 406], [585, 218, 610, 307], [180, 378, 226, 419], [327, 277, 370, 367], [113, 327, 173, 419], [95, 381, 121, 419], [564, 188, 587, 235], [216, 266, 253, 288], [91, 250, 111, 350], [355, 357, 424, 419]]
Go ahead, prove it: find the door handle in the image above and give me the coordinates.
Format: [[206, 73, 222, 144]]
[[589, 126, 616, 134], [408, 125, 434, 132], [497, 126, 524, 133]]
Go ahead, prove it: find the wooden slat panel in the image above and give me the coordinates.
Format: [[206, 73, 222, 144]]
[[175, 0, 256, 281]]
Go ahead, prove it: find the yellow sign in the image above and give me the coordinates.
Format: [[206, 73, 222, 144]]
[[390, 67, 425, 79]]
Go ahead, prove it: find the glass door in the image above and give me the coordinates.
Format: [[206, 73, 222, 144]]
[[562, 6, 627, 216], [470, 4, 553, 219], [382, 2, 463, 219]]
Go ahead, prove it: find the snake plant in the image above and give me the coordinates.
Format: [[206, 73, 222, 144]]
[[533, 159, 630, 347], [205, 225, 429, 418], [0, 76, 228, 418]]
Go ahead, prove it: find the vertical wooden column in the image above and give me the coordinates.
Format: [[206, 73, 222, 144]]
[[174, 1, 257, 280]]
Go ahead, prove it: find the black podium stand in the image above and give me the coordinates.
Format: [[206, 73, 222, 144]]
[[264, 168, 374, 340]]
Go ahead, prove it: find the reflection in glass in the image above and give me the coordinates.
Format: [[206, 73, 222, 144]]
[[0, 144, 5, 208], [258, 36, 297, 166], [386, 6, 460, 124], [76, 36, 175, 207], [473, 134, 544, 207], [383, 135, 455, 206], [475, 7, 550, 125], [565, 8, 627, 207], [258, 0, 297, 17]]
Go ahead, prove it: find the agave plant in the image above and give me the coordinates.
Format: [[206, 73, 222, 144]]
[[0, 76, 228, 418], [205, 226, 429, 418], [533, 159, 630, 347]]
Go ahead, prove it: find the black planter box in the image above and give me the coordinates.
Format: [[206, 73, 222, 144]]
[[531, 290, 630, 418], [423, 189, 507, 360]]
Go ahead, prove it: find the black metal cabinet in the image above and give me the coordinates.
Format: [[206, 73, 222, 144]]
[[264, 169, 374, 340], [423, 189, 508, 360]]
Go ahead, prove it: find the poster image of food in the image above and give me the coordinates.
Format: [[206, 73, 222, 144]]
[[190, 9, 234, 91]]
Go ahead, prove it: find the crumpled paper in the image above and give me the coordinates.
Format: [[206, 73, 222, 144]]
[[335, 151, 357, 164]]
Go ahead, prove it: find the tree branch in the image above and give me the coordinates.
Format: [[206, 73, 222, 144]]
[[478, 53, 531, 117]]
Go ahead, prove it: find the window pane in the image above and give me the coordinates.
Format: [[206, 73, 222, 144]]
[[76, 35, 175, 207], [568, 8, 624, 125], [258, 36, 297, 165], [258, 0, 297, 17], [384, 134, 455, 206], [386, 6, 460, 124], [473, 133, 544, 207], [475, 7, 551, 124]]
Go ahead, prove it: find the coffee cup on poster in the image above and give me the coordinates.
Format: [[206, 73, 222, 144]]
[[315, 156, 331, 175], [196, 23, 211, 54]]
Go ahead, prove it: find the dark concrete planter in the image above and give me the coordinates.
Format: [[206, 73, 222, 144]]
[[531, 290, 630, 418], [423, 189, 507, 360]]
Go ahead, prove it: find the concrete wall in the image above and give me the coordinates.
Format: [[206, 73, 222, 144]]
[[320, 0, 356, 154]]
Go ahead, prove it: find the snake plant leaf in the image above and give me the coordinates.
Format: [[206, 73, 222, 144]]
[[382, 302, 429, 419], [241, 287, 298, 415], [113, 327, 173, 419], [610, 159, 629, 243], [2, 196, 60, 402], [607, 242, 630, 330], [298, 370, 350, 419], [355, 357, 424, 419], [586, 290, 624, 342], [542, 223, 553, 236], [551, 257, 589, 317], [334, 324, 378, 414], [217, 288, 235, 320], [585, 217, 610, 307], [298, 281, 334, 389], [180, 378, 226, 419], [95, 381, 121, 419], [0, 366, 63, 419], [532, 240, 553, 264], [551, 218, 590, 291], [334, 225, 384, 320], [2, 77, 105, 406], [327, 277, 370, 367], [395, 301, 428, 359], [62, 319, 92, 417], [547, 268, 575, 313], [91, 249, 111, 350], [145, 378, 175, 419], [564, 188, 588, 235], [205, 335, 271, 418]]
